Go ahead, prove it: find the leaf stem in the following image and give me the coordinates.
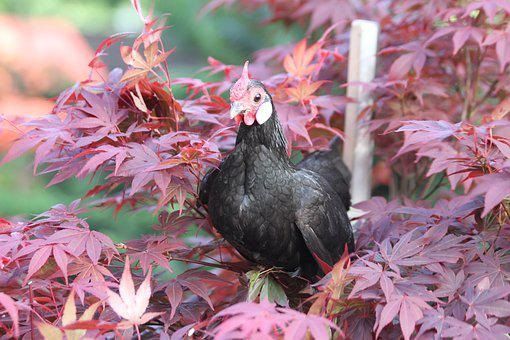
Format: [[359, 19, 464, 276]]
[[135, 324, 141, 340], [29, 284, 35, 340]]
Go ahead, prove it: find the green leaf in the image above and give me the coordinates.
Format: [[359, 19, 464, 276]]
[[260, 276, 288, 306], [247, 270, 264, 302]]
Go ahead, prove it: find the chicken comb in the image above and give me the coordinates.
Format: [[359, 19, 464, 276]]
[[230, 61, 250, 101]]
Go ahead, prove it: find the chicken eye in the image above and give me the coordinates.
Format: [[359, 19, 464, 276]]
[[254, 93, 261, 102]]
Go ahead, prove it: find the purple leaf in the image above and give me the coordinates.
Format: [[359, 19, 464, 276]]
[[165, 280, 183, 320], [376, 296, 402, 337], [24, 246, 52, 284], [0, 293, 19, 338]]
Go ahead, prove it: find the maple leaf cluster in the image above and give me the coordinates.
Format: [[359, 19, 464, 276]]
[[1, 0, 510, 339]]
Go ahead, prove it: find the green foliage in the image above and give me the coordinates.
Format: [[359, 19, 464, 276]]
[[247, 270, 289, 306], [0, 156, 154, 241]]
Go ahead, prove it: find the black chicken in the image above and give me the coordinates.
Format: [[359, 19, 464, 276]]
[[200, 62, 354, 279]]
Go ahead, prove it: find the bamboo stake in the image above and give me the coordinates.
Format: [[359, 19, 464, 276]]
[[343, 20, 379, 206]]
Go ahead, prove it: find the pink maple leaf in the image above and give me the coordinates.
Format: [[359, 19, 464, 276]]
[[106, 256, 162, 326], [0, 293, 19, 338], [385, 42, 434, 79], [483, 27, 510, 73], [471, 169, 510, 216], [211, 300, 338, 339]]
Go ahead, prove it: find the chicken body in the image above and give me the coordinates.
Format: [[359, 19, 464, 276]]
[[200, 84, 354, 279]]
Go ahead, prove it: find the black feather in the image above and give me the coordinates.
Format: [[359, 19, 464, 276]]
[[296, 137, 351, 210]]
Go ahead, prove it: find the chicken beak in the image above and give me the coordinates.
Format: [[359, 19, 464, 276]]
[[229, 101, 245, 119]]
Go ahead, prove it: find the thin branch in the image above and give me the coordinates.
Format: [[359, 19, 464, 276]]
[[119, 242, 245, 273], [184, 200, 207, 219], [168, 255, 245, 273], [474, 79, 498, 109], [29, 285, 35, 340], [422, 173, 446, 200]]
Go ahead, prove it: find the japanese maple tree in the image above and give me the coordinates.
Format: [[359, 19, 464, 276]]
[[1, 0, 510, 339]]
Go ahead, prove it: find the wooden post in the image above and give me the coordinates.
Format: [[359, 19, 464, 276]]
[[343, 20, 379, 207]]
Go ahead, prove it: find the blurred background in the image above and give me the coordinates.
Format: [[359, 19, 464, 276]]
[[0, 0, 301, 240]]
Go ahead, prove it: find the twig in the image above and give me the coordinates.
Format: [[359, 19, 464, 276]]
[[184, 200, 207, 219], [422, 173, 446, 200], [48, 283, 61, 320], [29, 284, 35, 340], [474, 79, 498, 109], [168, 255, 244, 273], [120, 242, 244, 273]]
